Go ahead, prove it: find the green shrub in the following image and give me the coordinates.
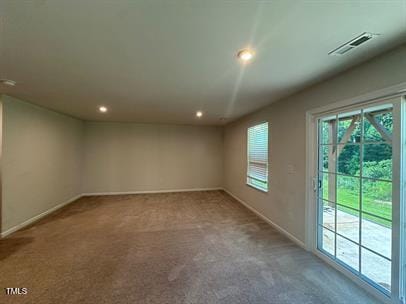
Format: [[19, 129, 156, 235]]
[[361, 159, 392, 180]]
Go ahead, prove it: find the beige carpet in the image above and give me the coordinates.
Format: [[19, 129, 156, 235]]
[[0, 190, 380, 304]]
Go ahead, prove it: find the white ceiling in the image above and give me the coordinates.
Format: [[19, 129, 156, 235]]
[[1, 0, 405, 125]]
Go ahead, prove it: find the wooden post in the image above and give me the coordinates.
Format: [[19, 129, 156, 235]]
[[336, 116, 359, 156], [328, 120, 336, 205]]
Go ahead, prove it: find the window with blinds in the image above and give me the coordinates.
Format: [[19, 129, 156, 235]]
[[247, 122, 269, 192]]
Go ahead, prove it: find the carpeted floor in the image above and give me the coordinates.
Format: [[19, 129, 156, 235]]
[[0, 190, 381, 304]]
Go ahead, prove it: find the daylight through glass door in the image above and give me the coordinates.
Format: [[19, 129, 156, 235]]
[[317, 103, 393, 293]]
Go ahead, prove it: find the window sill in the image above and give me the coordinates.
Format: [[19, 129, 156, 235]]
[[246, 183, 268, 193]]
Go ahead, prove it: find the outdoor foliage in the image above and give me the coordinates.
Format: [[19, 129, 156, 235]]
[[321, 111, 393, 227]]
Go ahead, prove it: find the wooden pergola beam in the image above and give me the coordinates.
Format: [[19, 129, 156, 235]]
[[322, 109, 391, 123], [336, 115, 359, 157], [364, 113, 392, 143]]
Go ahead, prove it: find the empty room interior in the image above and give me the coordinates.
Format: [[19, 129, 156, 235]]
[[1, 1, 406, 303]]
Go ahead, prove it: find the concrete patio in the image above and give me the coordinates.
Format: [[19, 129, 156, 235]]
[[322, 206, 391, 290]]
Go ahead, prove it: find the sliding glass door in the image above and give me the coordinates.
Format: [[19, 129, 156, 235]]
[[316, 98, 403, 297]]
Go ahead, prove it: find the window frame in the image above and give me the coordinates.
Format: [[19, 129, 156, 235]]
[[246, 121, 269, 193]]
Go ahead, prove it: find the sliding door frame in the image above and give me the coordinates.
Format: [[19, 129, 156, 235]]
[[0, 97, 2, 235], [305, 83, 406, 304]]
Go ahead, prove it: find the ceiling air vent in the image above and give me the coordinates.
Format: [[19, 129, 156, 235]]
[[329, 32, 379, 56]]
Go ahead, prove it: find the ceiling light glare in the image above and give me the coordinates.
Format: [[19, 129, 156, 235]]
[[237, 49, 255, 62], [99, 106, 108, 113]]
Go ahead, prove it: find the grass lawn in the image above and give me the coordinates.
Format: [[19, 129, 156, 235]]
[[322, 184, 391, 228]]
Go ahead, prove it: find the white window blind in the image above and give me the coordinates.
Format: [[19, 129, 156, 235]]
[[247, 122, 268, 192]]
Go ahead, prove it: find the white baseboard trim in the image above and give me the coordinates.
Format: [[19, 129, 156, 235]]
[[1, 194, 83, 238], [1, 188, 301, 245], [82, 187, 223, 196], [223, 188, 306, 249], [1, 188, 223, 238]]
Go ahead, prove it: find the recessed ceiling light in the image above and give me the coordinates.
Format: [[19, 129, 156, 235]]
[[0, 79, 16, 86], [196, 111, 203, 118], [99, 106, 108, 113], [237, 49, 255, 62]]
